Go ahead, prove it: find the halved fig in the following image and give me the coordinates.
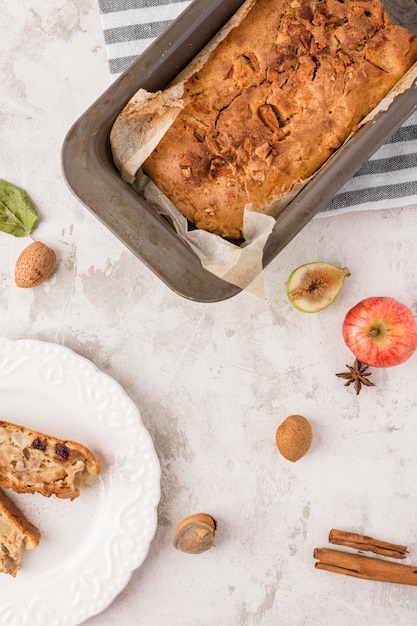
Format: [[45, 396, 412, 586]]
[[286, 262, 350, 313]]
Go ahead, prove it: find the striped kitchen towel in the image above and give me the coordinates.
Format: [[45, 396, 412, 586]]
[[322, 111, 417, 215], [98, 0, 191, 75], [97, 0, 417, 214]]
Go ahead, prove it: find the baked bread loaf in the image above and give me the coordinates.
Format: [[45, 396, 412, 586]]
[[0, 421, 100, 500], [142, 0, 417, 239], [0, 488, 40, 577]]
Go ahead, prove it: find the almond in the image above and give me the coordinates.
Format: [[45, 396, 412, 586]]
[[15, 241, 56, 288], [275, 414, 313, 462]]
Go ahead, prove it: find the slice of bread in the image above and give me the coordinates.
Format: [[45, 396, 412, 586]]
[[0, 421, 100, 500], [0, 488, 40, 576]]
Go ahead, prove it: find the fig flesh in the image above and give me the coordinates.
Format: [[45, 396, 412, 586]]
[[286, 262, 350, 313]]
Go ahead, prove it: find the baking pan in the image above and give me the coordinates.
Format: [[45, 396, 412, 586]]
[[62, 0, 417, 302]]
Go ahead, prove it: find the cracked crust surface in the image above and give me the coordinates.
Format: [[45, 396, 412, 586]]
[[0, 489, 40, 577], [0, 421, 100, 500], [142, 0, 417, 239]]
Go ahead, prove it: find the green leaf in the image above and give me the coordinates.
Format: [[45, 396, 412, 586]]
[[0, 179, 39, 237]]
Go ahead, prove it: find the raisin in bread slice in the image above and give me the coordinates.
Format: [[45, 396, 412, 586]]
[[0, 421, 100, 500], [0, 488, 40, 576]]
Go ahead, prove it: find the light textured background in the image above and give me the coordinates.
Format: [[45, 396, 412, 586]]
[[2, 2, 417, 625]]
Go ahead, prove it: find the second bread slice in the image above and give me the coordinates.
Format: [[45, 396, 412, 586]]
[[0, 488, 40, 576]]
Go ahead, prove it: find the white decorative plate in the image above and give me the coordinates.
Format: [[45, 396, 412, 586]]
[[0, 337, 160, 626]]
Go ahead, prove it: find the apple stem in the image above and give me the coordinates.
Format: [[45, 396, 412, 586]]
[[368, 328, 380, 337]]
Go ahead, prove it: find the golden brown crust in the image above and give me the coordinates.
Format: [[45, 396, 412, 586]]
[[0, 488, 40, 576], [0, 421, 100, 500], [142, 0, 417, 239]]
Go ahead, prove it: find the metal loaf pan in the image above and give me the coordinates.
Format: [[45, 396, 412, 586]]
[[62, 0, 417, 302]]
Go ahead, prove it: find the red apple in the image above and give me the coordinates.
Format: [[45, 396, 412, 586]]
[[342, 296, 417, 368]]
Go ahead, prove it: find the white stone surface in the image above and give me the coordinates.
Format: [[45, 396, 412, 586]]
[[2, 2, 417, 625]]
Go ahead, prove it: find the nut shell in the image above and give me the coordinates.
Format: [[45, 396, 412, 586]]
[[15, 241, 56, 288], [173, 513, 217, 554], [275, 414, 313, 462]]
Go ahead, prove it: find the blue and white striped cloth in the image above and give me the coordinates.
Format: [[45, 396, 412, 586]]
[[97, 0, 417, 213]]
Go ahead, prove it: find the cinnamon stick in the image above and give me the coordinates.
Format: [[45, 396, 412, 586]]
[[329, 529, 408, 559], [314, 548, 417, 586]]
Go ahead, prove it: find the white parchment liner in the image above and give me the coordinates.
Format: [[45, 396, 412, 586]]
[[110, 0, 417, 294]]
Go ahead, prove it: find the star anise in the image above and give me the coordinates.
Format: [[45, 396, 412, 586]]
[[336, 358, 375, 395]]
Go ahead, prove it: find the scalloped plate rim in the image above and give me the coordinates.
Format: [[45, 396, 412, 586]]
[[0, 337, 161, 626]]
